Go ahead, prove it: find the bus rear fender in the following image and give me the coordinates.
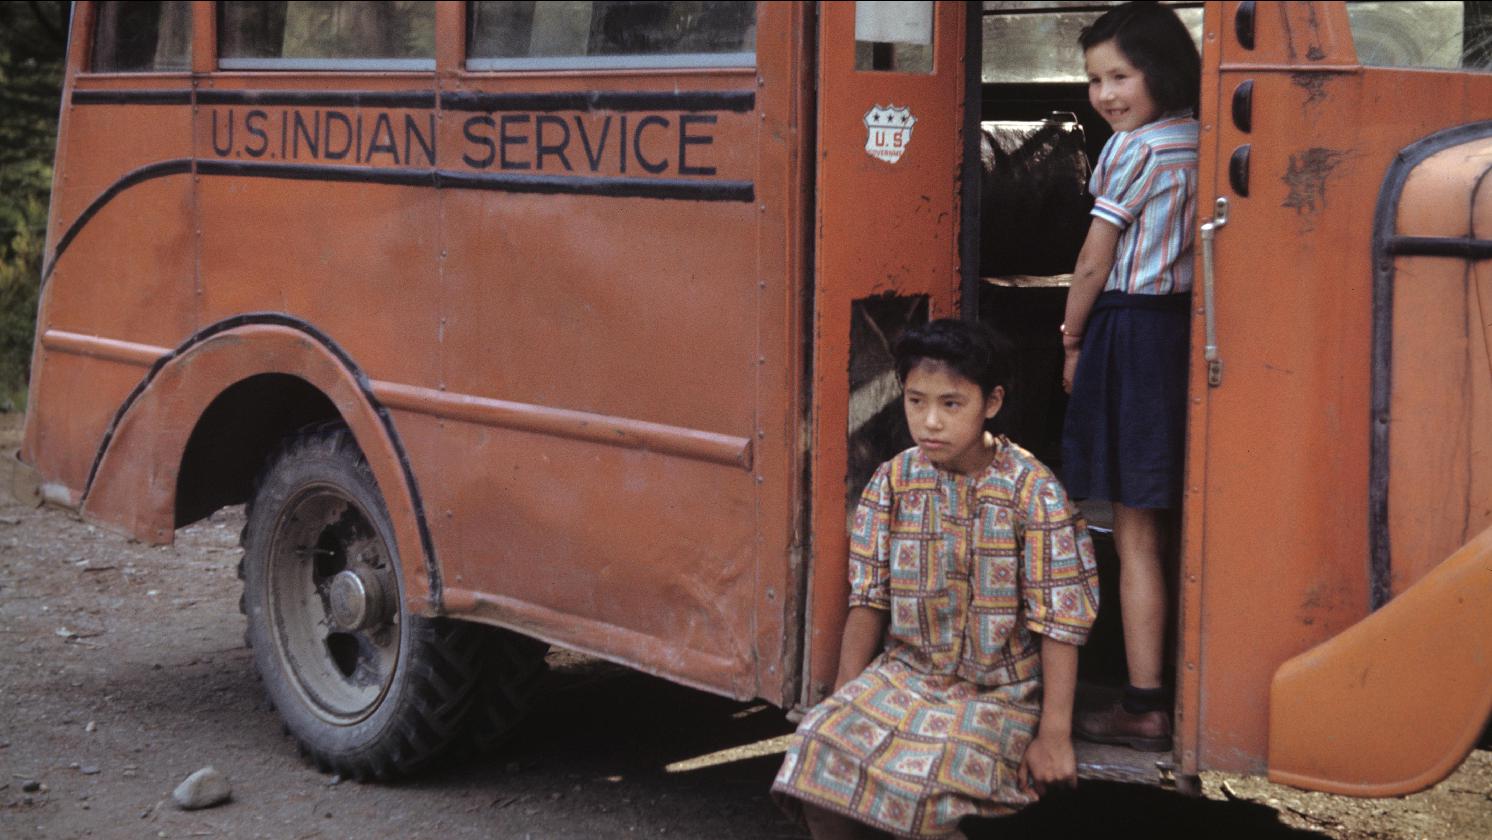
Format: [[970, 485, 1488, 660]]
[[82, 318, 439, 613]]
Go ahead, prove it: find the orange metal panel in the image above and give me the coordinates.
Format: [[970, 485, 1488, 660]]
[[49, 98, 196, 238], [23, 1, 197, 500], [1385, 139, 1492, 594], [1196, 2, 1492, 774], [1176, 2, 1228, 780], [80, 324, 436, 609], [25, 2, 812, 707], [806, 1, 967, 703], [194, 173, 443, 386], [1191, 2, 1376, 774], [1269, 522, 1492, 796]]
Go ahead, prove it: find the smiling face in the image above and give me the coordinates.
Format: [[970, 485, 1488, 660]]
[[1085, 39, 1162, 133], [902, 360, 1004, 475]]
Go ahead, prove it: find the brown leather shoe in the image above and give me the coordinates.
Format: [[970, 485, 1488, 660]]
[[1074, 704, 1173, 752]]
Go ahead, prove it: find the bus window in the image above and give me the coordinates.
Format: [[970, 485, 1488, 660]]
[[1347, 1, 1492, 71], [91, 0, 192, 72], [465, 1, 756, 71], [854, 0, 933, 73], [980, 2, 1201, 84], [217, 1, 436, 71]]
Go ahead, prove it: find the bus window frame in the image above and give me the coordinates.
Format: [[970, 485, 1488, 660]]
[[462, 1, 758, 74], [212, 0, 438, 73], [218, 57, 437, 71], [464, 52, 755, 72], [84, 0, 196, 76]]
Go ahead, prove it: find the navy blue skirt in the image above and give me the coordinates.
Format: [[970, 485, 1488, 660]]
[[1061, 291, 1190, 510]]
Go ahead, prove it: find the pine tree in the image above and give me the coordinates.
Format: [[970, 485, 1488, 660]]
[[0, 1, 68, 409]]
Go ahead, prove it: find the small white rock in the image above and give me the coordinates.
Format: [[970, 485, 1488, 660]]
[[172, 766, 231, 811]]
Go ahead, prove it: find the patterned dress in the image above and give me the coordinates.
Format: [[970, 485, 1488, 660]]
[[773, 440, 1099, 838]]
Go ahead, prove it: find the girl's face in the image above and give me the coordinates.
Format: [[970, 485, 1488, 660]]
[[902, 360, 1003, 475], [1085, 39, 1161, 133]]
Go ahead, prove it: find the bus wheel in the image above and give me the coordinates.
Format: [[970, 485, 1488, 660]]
[[240, 426, 487, 779]]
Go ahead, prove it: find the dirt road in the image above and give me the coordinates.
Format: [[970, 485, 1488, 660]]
[[2, 414, 1488, 839]]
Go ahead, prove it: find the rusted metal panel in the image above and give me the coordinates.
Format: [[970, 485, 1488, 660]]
[[805, 1, 967, 705], [1192, 0, 1376, 775], [78, 323, 437, 610], [22, 21, 198, 501], [24, 1, 811, 707]]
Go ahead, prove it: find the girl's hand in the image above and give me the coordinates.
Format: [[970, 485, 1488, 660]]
[[1018, 730, 1078, 796], [1062, 346, 1080, 394]]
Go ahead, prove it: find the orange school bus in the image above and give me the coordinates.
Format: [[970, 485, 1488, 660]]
[[13, 0, 1492, 793]]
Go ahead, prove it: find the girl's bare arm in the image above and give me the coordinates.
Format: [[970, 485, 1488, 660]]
[[1064, 219, 1121, 336], [834, 606, 890, 690], [1019, 637, 1081, 793], [1062, 219, 1121, 391]]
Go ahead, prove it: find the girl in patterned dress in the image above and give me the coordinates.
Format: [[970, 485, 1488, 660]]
[[1059, 2, 1201, 750], [773, 319, 1100, 839]]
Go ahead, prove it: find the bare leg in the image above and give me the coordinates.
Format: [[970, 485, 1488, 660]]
[[1112, 502, 1166, 689], [803, 803, 890, 840]]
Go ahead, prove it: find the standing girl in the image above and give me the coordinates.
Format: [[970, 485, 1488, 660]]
[[1060, 2, 1201, 752], [774, 320, 1100, 839]]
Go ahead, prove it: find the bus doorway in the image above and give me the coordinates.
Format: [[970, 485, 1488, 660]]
[[968, 1, 1206, 787], [808, 0, 1207, 789]]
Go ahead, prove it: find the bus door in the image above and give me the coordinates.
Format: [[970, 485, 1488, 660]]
[[1188, 0, 1492, 785], [804, 1, 971, 703], [1179, 0, 1386, 779]]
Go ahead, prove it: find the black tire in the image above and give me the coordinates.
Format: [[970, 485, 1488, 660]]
[[239, 425, 538, 779], [463, 628, 550, 754]]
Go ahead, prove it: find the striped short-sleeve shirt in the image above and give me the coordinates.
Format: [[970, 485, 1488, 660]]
[[1089, 113, 1199, 295]]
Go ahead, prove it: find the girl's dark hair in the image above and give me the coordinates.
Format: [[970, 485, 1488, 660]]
[[894, 319, 1012, 399], [1080, 2, 1201, 115]]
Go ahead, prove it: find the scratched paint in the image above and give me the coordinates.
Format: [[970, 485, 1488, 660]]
[[1282, 147, 1351, 231], [1290, 73, 1331, 111]]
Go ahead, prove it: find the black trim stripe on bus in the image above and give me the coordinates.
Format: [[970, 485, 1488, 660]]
[[195, 89, 439, 109], [81, 312, 445, 610], [42, 159, 195, 282], [71, 89, 194, 106], [41, 159, 754, 285], [69, 88, 757, 112], [1369, 119, 1492, 610], [200, 160, 755, 201], [439, 89, 756, 113], [1386, 234, 1492, 260]]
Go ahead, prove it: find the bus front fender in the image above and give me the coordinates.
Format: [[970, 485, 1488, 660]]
[[1268, 524, 1492, 796]]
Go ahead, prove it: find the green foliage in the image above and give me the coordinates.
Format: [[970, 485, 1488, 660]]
[[0, 1, 68, 409], [0, 201, 44, 410]]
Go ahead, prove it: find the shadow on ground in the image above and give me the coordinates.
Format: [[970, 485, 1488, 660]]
[[425, 655, 1328, 839], [968, 781, 1329, 840]]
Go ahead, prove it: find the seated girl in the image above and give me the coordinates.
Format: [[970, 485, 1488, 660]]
[[774, 319, 1101, 839]]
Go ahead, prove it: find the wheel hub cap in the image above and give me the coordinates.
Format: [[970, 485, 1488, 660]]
[[327, 568, 387, 632]]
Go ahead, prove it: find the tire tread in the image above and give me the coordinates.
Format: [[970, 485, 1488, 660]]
[[239, 424, 543, 780]]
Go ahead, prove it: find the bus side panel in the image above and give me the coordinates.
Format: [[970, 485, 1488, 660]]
[[191, 140, 443, 387], [23, 86, 198, 502], [428, 124, 766, 699], [406, 408, 761, 694]]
